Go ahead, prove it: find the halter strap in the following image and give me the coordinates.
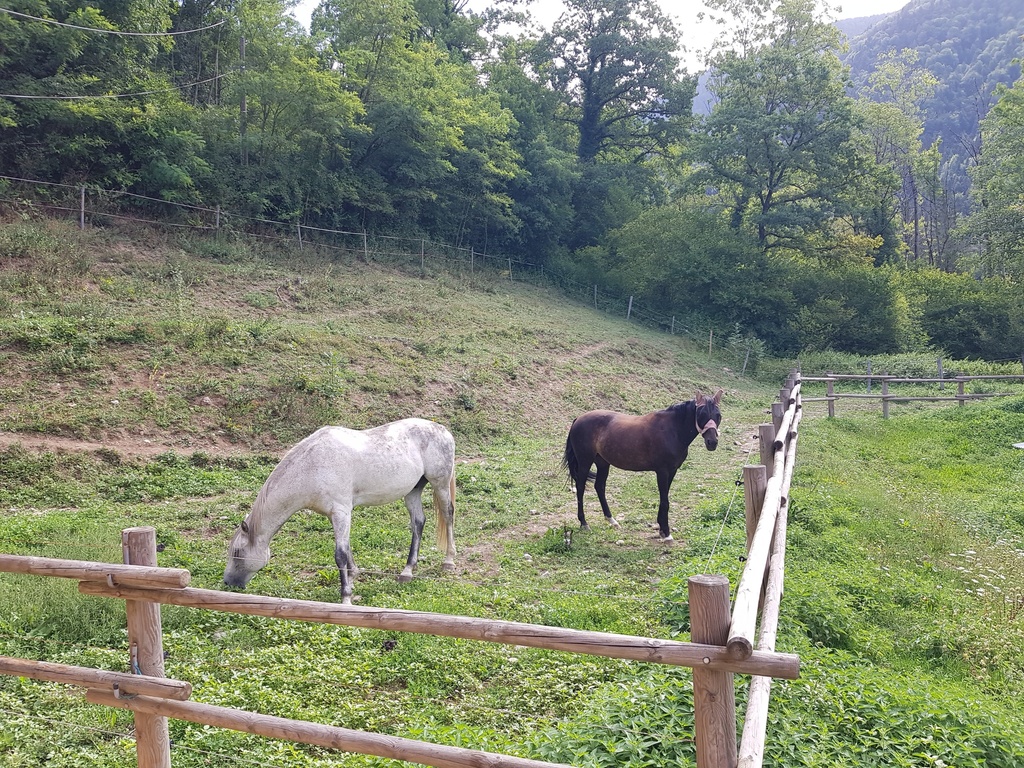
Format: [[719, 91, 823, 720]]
[[696, 409, 718, 436]]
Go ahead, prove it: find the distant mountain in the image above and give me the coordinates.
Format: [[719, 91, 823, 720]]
[[842, 0, 1024, 195], [835, 13, 890, 41]]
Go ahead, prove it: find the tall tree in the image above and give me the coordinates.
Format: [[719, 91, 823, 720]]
[[313, 0, 519, 241], [533, 0, 694, 164], [695, 0, 864, 257], [0, 0, 208, 199], [964, 72, 1024, 280]]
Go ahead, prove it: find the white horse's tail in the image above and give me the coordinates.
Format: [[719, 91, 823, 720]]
[[434, 471, 456, 551]]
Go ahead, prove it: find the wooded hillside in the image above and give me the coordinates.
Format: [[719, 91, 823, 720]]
[[1, 0, 1022, 360]]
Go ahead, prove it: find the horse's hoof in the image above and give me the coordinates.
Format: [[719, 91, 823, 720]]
[[580, 523, 590, 530], [660, 534, 674, 542], [398, 572, 414, 583], [609, 518, 621, 529], [441, 561, 456, 572]]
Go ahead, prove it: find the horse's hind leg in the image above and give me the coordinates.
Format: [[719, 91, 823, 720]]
[[655, 469, 677, 541], [400, 480, 427, 583], [569, 445, 596, 530], [574, 461, 592, 530], [593, 460, 620, 529], [432, 473, 456, 572], [329, 505, 358, 604]]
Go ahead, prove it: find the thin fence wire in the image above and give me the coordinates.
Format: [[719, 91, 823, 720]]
[[703, 441, 756, 575]]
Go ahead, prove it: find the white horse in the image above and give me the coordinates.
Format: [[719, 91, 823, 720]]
[[223, 418, 457, 604]]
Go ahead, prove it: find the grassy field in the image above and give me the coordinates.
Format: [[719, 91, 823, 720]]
[[1, 216, 1023, 767]]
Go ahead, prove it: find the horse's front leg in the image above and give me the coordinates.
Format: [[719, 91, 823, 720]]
[[329, 506, 357, 604], [594, 461, 620, 529], [401, 484, 427, 583], [655, 469, 677, 541]]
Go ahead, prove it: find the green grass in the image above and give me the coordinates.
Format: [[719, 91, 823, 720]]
[[0, 216, 1023, 766]]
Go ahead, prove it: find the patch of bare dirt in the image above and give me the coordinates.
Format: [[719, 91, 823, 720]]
[[0, 429, 266, 460]]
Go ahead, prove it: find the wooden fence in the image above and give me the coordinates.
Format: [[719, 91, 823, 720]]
[[0, 378, 803, 768], [802, 373, 1024, 418]]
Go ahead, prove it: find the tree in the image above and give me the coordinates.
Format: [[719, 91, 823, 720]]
[[0, 0, 209, 200], [963, 72, 1024, 280], [695, 0, 863, 257], [533, 0, 694, 164], [312, 0, 520, 241]]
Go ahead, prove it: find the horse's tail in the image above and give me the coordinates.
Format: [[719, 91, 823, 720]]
[[561, 422, 596, 489], [434, 469, 456, 551]]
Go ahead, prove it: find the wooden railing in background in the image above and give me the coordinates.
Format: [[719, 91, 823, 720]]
[[0, 376, 804, 768], [802, 373, 1024, 418]]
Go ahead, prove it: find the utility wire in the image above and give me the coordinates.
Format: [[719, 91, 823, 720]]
[[0, 72, 230, 100], [0, 7, 226, 36]]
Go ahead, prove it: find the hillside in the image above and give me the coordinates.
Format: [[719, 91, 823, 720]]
[[0, 217, 769, 460]]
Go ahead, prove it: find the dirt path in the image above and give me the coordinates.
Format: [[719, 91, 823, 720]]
[[0, 430, 261, 460]]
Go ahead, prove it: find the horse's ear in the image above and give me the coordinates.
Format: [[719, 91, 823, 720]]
[[695, 390, 705, 406], [240, 519, 249, 534], [712, 388, 724, 405]]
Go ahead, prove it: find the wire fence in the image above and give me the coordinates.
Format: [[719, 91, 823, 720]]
[[0, 173, 763, 375]]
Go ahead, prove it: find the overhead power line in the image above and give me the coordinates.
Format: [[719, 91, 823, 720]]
[[0, 72, 231, 100], [0, 7, 226, 36]]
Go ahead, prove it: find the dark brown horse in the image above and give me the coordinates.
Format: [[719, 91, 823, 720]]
[[561, 389, 723, 541]]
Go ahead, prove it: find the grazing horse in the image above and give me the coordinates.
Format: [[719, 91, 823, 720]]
[[561, 389, 723, 541], [223, 418, 457, 604]]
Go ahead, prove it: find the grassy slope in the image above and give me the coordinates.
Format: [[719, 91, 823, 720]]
[[0, 217, 1022, 767]]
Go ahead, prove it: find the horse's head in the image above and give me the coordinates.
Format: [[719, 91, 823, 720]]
[[222, 518, 270, 589], [694, 388, 723, 451]]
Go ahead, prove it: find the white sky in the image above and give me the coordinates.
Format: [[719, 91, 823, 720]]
[[290, 0, 911, 70]]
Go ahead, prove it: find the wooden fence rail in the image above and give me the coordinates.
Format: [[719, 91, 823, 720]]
[[0, 375, 805, 768], [801, 373, 1024, 418]]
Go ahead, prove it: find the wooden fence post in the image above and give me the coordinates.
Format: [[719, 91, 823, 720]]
[[122, 527, 171, 768], [79, 186, 86, 230], [758, 424, 776, 478], [627, 296, 633, 320], [688, 575, 737, 768], [770, 403, 782, 438], [957, 378, 965, 407], [742, 465, 768, 554], [881, 378, 890, 419], [937, 357, 944, 390]]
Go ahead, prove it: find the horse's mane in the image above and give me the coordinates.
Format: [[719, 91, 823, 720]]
[[246, 431, 318, 531], [665, 400, 695, 413]]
